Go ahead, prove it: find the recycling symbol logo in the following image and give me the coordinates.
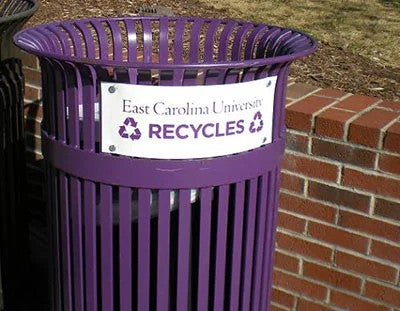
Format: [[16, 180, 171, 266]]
[[119, 117, 142, 141], [249, 111, 264, 133]]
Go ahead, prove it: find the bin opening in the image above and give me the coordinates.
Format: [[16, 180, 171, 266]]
[[95, 188, 199, 224], [14, 16, 316, 69]]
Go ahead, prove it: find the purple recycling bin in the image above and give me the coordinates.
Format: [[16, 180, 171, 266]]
[[14, 16, 316, 311], [0, 0, 38, 309]]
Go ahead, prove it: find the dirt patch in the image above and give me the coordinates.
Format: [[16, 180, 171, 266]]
[[291, 43, 400, 101], [28, 0, 400, 102]]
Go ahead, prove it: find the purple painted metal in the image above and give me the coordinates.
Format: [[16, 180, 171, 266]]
[[14, 16, 316, 311]]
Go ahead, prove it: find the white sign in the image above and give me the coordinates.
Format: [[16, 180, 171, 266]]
[[100, 77, 277, 159]]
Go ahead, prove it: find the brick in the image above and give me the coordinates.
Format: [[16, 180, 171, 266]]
[[330, 290, 390, 311], [370, 240, 400, 265], [342, 167, 400, 200], [270, 304, 288, 311], [285, 96, 334, 132], [314, 88, 348, 99], [365, 281, 400, 307], [335, 251, 398, 283], [315, 108, 355, 139], [286, 83, 319, 100], [348, 109, 399, 148], [334, 94, 379, 112], [21, 51, 39, 69], [339, 210, 400, 242], [312, 138, 376, 168], [23, 67, 42, 87], [280, 171, 304, 193], [378, 154, 400, 176], [303, 261, 362, 292], [25, 149, 44, 162], [24, 116, 41, 137], [281, 153, 339, 182], [273, 250, 300, 273], [276, 231, 333, 262], [273, 269, 328, 301], [25, 133, 42, 154], [271, 288, 296, 309], [279, 192, 337, 223], [308, 181, 371, 213], [285, 131, 309, 153], [378, 101, 400, 112], [308, 221, 369, 253], [277, 211, 306, 234], [383, 122, 400, 153], [374, 198, 400, 222], [24, 85, 41, 102], [297, 298, 333, 311], [285, 98, 293, 106]]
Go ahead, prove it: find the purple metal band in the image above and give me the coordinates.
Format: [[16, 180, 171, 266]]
[[42, 130, 285, 189]]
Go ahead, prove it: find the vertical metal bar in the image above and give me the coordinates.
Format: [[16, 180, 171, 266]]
[[173, 19, 186, 64], [231, 23, 253, 61], [261, 168, 280, 311], [60, 22, 84, 58], [119, 186, 132, 311], [74, 20, 96, 58], [196, 187, 212, 311], [217, 20, 237, 61], [189, 19, 203, 63], [59, 172, 73, 311], [272, 66, 290, 141], [108, 20, 123, 61], [213, 185, 230, 311], [244, 24, 269, 60], [176, 189, 191, 311], [46, 164, 62, 311], [158, 17, 169, 64], [157, 189, 171, 311], [229, 181, 245, 311], [203, 20, 221, 62], [90, 20, 110, 60], [70, 177, 84, 311], [100, 184, 113, 311], [84, 180, 97, 311], [141, 19, 153, 63], [123, 19, 138, 62], [138, 188, 151, 310], [251, 174, 269, 311], [240, 178, 258, 311]]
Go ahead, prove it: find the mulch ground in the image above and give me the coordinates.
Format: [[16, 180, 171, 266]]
[[28, 0, 400, 102]]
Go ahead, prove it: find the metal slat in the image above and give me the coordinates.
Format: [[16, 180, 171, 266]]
[[157, 189, 171, 311], [119, 186, 132, 311], [137, 188, 151, 310], [100, 184, 113, 311]]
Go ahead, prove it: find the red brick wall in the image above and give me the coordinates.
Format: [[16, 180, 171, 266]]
[[275, 84, 400, 311], [21, 52, 400, 310]]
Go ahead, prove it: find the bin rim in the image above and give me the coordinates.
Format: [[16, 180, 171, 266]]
[[14, 15, 317, 70], [0, 0, 39, 24]]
